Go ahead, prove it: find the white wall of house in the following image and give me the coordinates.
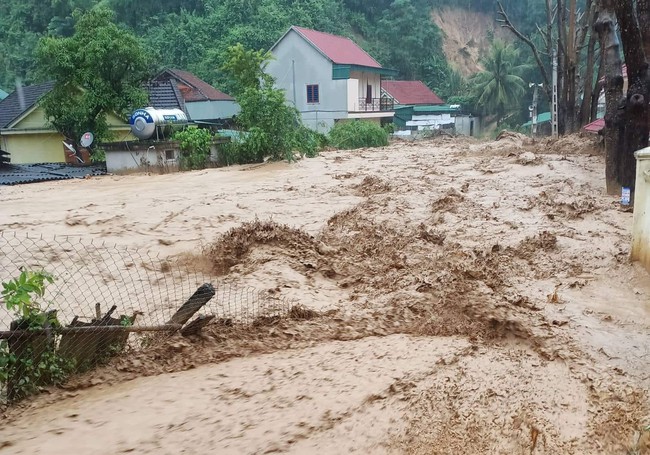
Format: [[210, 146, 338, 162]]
[[455, 115, 481, 137], [186, 100, 240, 121], [347, 79, 359, 111], [267, 29, 349, 133], [105, 148, 180, 173], [406, 114, 455, 130]]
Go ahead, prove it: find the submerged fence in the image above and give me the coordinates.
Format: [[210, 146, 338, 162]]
[[0, 232, 296, 403]]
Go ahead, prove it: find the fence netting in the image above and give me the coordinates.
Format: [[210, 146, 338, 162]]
[[0, 232, 296, 403]]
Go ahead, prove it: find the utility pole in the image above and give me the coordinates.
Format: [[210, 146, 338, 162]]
[[292, 60, 297, 106], [552, 47, 559, 139], [529, 82, 543, 137]]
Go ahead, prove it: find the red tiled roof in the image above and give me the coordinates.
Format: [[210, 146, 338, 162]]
[[165, 69, 234, 102], [292, 26, 382, 68], [583, 118, 605, 133], [382, 81, 445, 105]]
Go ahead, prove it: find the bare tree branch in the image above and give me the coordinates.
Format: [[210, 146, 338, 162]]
[[496, 0, 551, 100]]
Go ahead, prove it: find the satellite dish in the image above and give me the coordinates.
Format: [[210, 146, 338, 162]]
[[63, 141, 76, 154], [80, 132, 94, 148]]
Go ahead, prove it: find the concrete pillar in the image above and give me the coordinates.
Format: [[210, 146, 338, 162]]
[[631, 147, 650, 269]]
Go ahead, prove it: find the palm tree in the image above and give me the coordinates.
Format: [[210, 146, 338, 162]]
[[470, 41, 528, 126]]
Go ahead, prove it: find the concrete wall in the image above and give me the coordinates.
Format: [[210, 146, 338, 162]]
[[186, 100, 240, 121], [267, 29, 349, 133], [105, 147, 180, 173], [455, 116, 481, 137], [632, 148, 650, 270]]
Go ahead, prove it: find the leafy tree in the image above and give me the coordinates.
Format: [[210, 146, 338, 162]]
[[221, 44, 318, 163], [374, 0, 447, 81], [220, 43, 274, 96], [470, 41, 528, 125], [36, 7, 151, 150]]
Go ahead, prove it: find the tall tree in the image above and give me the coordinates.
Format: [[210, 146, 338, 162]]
[[36, 7, 151, 151], [470, 41, 528, 125], [497, 0, 599, 133], [597, 0, 650, 194]]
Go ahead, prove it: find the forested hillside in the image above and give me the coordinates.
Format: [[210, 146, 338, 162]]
[[0, 0, 542, 98]]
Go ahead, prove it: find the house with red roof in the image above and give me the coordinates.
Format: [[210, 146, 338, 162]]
[[381, 81, 445, 108], [266, 26, 398, 132], [153, 69, 239, 124]]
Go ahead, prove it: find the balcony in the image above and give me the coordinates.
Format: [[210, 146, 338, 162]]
[[356, 98, 394, 112]]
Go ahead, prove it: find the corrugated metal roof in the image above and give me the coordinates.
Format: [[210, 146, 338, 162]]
[[0, 163, 107, 186], [382, 81, 445, 105], [292, 26, 382, 69], [412, 105, 461, 113], [583, 117, 605, 133], [522, 112, 552, 128]]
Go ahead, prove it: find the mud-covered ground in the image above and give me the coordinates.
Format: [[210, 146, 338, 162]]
[[0, 134, 649, 454]]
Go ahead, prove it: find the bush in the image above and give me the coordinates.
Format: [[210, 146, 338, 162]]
[[294, 125, 323, 158], [173, 127, 214, 170], [1, 270, 73, 401], [329, 120, 389, 150]]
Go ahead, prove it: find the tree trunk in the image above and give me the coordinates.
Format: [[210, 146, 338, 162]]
[[579, 1, 598, 127], [637, 0, 650, 55], [591, 56, 604, 123], [565, 0, 578, 133], [613, 0, 650, 191], [595, 1, 624, 194]]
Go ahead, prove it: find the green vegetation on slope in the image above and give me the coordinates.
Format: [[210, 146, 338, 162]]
[[0, 0, 541, 100]]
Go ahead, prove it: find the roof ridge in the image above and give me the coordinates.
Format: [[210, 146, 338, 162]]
[[291, 26, 382, 68], [293, 26, 354, 41]]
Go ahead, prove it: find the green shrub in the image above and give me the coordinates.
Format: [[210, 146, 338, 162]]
[[1, 270, 73, 401], [329, 120, 389, 150], [294, 125, 322, 158], [173, 127, 214, 170]]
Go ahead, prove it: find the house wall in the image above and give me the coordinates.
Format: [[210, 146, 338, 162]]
[[455, 116, 482, 137], [186, 100, 240, 121], [406, 114, 455, 130], [632, 147, 650, 271], [105, 148, 180, 173], [1, 106, 133, 163], [1, 133, 66, 164], [267, 29, 349, 133]]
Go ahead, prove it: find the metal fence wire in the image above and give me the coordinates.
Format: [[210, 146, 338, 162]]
[[0, 232, 296, 403]]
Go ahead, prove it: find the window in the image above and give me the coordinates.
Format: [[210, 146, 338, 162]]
[[307, 84, 319, 104], [366, 84, 372, 104], [165, 150, 175, 161]]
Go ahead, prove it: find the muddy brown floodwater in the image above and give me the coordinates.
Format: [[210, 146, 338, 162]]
[[0, 134, 648, 454]]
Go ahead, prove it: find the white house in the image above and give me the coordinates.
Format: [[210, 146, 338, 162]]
[[267, 26, 397, 133]]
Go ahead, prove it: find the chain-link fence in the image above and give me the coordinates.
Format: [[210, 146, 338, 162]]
[[0, 232, 297, 403]]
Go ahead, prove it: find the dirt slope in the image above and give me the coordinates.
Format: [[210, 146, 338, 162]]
[[432, 7, 512, 77]]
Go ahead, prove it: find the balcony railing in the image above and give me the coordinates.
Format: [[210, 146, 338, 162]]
[[356, 98, 394, 112]]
